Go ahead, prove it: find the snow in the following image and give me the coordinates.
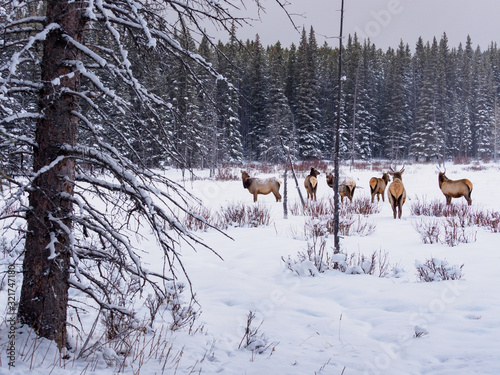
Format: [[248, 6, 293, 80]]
[[1, 162, 500, 374]]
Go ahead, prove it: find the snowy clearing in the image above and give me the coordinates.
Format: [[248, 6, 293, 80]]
[[1, 162, 500, 375]]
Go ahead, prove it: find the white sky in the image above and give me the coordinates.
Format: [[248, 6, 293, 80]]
[[226, 0, 500, 50]]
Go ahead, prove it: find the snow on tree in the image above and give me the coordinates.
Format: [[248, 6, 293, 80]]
[[295, 27, 323, 160], [0, 0, 285, 349]]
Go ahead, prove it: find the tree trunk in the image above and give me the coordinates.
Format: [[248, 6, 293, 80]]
[[18, 0, 84, 349]]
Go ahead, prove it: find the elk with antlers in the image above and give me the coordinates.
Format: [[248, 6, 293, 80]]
[[304, 168, 320, 201], [387, 166, 406, 219], [437, 168, 473, 205], [369, 172, 391, 203]]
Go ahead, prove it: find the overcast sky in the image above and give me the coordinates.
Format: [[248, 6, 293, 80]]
[[226, 0, 500, 51]]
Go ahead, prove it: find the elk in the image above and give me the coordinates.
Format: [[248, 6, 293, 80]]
[[241, 170, 282, 202], [326, 172, 356, 202], [387, 166, 406, 219], [437, 169, 473, 205], [369, 172, 391, 203], [304, 168, 320, 201]]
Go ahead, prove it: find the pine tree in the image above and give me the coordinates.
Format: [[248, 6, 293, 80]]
[[316, 41, 337, 156], [381, 41, 413, 160], [262, 42, 295, 163], [246, 35, 269, 160], [171, 26, 204, 169], [472, 48, 493, 159], [295, 27, 323, 159], [411, 39, 442, 161], [215, 32, 244, 164]]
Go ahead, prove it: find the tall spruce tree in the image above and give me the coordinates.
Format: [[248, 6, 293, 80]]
[[262, 42, 294, 163], [411, 39, 442, 161], [247, 35, 269, 160], [214, 33, 244, 164], [384, 41, 413, 160], [295, 27, 322, 159]]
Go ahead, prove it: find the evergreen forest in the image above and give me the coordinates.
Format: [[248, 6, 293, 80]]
[[3, 26, 500, 173], [182, 29, 500, 167]]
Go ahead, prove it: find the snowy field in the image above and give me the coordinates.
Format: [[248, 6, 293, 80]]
[[1, 161, 500, 374]]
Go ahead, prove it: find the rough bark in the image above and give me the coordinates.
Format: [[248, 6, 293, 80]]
[[18, 0, 85, 349]]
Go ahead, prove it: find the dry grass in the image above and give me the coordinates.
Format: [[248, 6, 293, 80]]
[[411, 197, 500, 235], [182, 202, 271, 231]]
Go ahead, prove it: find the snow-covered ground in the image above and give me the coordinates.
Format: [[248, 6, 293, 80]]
[[1, 162, 500, 374]]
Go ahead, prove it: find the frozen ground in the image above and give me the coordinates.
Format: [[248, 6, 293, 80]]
[[1, 162, 500, 374]]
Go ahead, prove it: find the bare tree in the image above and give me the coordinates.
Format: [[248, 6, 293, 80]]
[[0, 0, 292, 349]]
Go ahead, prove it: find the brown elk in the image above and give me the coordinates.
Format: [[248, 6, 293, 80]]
[[326, 172, 356, 202], [241, 170, 282, 202], [437, 169, 473, 205], [304, 168, 320, 201], [369, 173, 391, 203], [387, 166, 406, 219]]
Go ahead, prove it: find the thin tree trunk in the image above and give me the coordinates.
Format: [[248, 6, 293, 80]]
[[334, 0, 345, 253], [18, 0, 84, 349]]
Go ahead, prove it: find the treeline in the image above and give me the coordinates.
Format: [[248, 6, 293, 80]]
[[165, 27, 500, 167], [3, 24, 500, 172]]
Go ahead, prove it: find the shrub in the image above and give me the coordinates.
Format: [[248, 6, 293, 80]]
[[415, 258, 464, 282], [182, 202, 271, 231], [331, 249, 392, 277], [413, 217, 476, 247], [284, 243, 394, 279], [349, 196, 381, 215], [183, 205, 213, 231], [218, 202, 271, 228], [411, 196, 500, 234], [442, 217, 477, 246], [238, 311, 278, 358], [410, 197, 446, 217], [214, 167, 239, 181], [413, 219, 441, 244], [290, 197, 376, 237]]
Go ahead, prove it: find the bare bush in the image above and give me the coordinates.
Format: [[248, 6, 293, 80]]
[[332, 249, 392, 277], [351, 197, 382, 215], [443, 217, 477, 246], [183, 205, 213, 231], [464, 162, 486, 171], [469, 210, 500, 233], [411, 196, 500, 240], [413, 218, 476, 246], [163, 282, 200, 332], [214, 167, 239, 181], [238, 311, 278, 358], [282, 223, 329, 276], [340, 215, 376, 237], [410, 197, 447, 216], [413, 219, 441, 244], [182, 202, 271, 231], [284, 237, 394, 279], [218, 202, 271, 228], [290, 198, 376, 237], [415, 258, 464, 282]]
